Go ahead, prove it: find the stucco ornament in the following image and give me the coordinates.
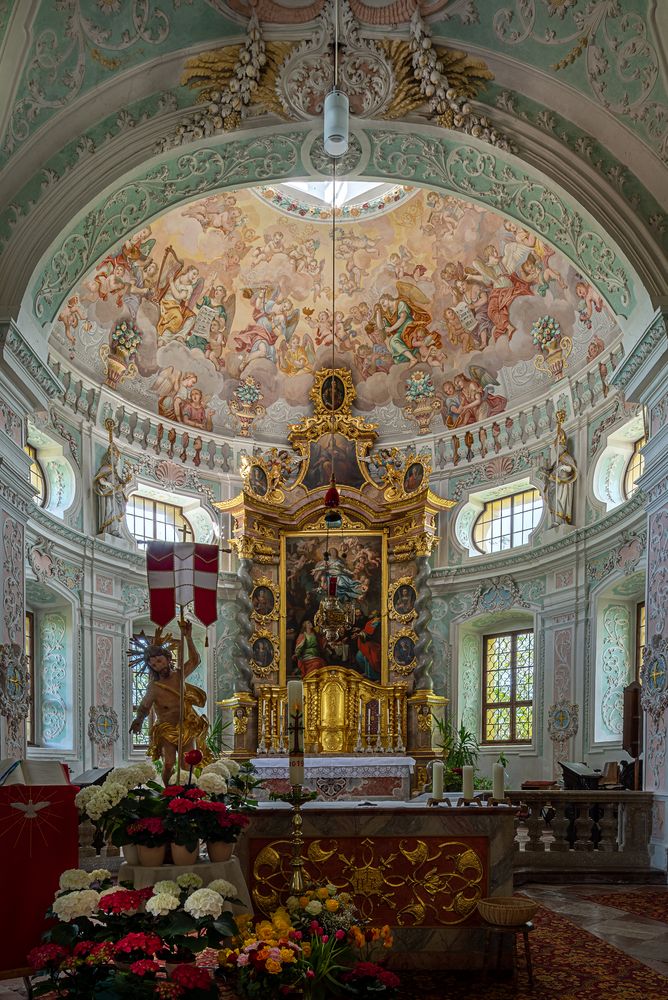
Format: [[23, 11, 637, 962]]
[[547, 699, 579, 742], [87, 704, 120, 750], [0, 643, 31, 757], [640, 635, 668, 722], [465, 575, 530, 619]]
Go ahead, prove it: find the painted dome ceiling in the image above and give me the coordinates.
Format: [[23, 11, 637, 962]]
[[48, 183, 621, 443]]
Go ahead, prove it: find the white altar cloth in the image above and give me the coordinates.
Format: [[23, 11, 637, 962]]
[[250, 755, 415, 801]]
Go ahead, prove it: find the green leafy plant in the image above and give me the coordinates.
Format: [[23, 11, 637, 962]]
[[205, 713, 232, 757], [431, 717, 480, 791]]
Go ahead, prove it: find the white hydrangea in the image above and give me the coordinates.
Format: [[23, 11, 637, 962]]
[[59, 869, 92, 891], [102, 782, 127, 808], [52, 889, 100, 922], [176, 873, 203, 890], [222, 758, 241, 777], [305, 900, 322, 916], [74, 786, 98, 812], [207, 879, 237, 899], [196, 772, 228, 796], [107, 767, 136, 790], [200, 762, 231, 780], [88, 869, 112, 883], [152, 880, 181, 897], [146, 892, 180, 918], [132, 761, 156, 785], [184, 888, 224, 920]]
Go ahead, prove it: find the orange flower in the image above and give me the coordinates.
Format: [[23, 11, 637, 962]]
[[301, 942, 312, 958], [325, 899, 339, 912], [265, 958, 282, 974], [316, 887, 330, 900]]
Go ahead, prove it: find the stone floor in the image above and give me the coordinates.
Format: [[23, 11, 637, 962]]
[[2, 883, 667, 997]]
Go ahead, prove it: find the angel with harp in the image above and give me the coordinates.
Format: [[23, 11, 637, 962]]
[[156, 246, 204, 344]]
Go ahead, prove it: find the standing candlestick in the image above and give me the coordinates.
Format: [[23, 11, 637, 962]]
[[257, 697, 267, 754], [462, 765, 474, 801], [432, 760, 444, 800], [395, 695, 404, 752], [287, 680, 304, 785]]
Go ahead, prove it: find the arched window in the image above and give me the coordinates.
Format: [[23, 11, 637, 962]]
[[24, 444, 47, 506], [473, 488, 543, 554], [624, 436, 646, 499], [126, 495, 194, 548]]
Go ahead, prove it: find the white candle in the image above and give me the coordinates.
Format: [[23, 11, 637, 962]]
[[432, 761, 444, 800], [493, 762, 505, 801], [462, 765, 474, 801], [287, 680, 304, 785]]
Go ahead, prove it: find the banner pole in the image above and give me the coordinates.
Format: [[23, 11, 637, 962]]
[[176, 604, 186, 783]]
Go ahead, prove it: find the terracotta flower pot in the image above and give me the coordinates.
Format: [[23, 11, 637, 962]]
[[171, 841, 199, 866], [137, 844, 166, 867], [206, 840, 234, 862], [121, 843, 140, 865]]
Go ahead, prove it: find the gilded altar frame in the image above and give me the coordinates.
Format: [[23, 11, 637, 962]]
[[280, 528, 388, 686]]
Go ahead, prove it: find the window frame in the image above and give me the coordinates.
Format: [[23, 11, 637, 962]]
[[481, 628, 534, 745], [125, 494, 194, 548], [624, 436, 646, 499], [472, 488, 543, 555], [24, 444, 47, 507], [24, 610, 36, 746], [130, 632, 151, 751], [635, 601, 646, 684]]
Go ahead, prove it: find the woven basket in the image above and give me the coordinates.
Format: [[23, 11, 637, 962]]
[[477, 896, 538, 926]]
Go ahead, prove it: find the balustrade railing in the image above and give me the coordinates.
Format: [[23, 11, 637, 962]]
[[507, 790, 653, 869]]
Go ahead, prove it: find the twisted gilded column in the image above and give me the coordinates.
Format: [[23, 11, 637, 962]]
[[413, 554, 434, 690], [234, 556, 254, 691]]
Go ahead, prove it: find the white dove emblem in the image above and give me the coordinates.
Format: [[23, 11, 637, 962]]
[[11, 800, 50, 819]]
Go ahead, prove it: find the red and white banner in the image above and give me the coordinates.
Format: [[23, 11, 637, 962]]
[[146, 542, 219, 627]]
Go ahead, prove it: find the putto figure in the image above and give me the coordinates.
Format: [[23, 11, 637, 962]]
[[129, 622, 211, 784]]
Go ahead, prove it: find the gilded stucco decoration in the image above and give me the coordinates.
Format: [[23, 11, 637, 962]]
[[171, 1, 508, 152], [251, 835, 486, 925]]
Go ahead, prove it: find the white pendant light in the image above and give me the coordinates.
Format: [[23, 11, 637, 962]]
[[323, 0, 349, 158]]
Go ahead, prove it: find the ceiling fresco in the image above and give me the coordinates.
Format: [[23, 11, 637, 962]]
[[49, 184, 620, 442]]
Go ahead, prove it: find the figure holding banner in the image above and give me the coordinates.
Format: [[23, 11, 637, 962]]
[[130, 620, 212, 785]]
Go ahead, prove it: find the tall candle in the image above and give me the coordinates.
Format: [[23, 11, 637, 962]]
[[462, 765, 474, 801], [287, 680, 304, 785], [432, 760, 444, 800], [493, 762, 505, 801]]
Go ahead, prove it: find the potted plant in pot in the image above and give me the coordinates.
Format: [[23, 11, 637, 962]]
[[144, 874, 239, 969], [431, 717, 480, 792], [162, 785, 207, 865], [126, 816, 169, 866]]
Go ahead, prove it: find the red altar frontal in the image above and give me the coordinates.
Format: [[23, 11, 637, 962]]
[[0, 782, 79, 975], [235, 801, 516, 970]]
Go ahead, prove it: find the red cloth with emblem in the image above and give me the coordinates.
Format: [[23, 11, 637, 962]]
[[146, 542, 219, 627], [0, 773, 79, 973]]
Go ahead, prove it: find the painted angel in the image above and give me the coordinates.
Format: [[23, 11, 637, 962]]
[[157, 265, 204, 344]]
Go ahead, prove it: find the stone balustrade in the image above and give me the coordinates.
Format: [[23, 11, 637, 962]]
[[507, 789, 653, 870]]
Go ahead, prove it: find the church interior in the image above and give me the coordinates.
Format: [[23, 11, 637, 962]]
[[0, 1, 667, 997]]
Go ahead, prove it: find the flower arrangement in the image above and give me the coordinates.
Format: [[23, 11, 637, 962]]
[[30, 868, 240, 998], [531, 314, 562, 350], [111, 321, 142, 357], [234, 376, 263, 406], [221, 888, 399, 999], [75, 763, 160, 845], [126, 816, 168, 848], [405, 370, 435, 401]]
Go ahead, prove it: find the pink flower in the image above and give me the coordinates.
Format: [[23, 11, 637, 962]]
[[335, 929, 345, 940]]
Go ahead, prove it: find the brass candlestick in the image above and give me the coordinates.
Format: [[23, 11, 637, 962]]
[[271, 784, 317, 894]]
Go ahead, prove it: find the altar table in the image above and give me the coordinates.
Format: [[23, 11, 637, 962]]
[[237, 800, 516, 971], [250, 755, 415, 801]]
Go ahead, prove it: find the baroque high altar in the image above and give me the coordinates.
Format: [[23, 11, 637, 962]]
[[216, 368, 454, 794]]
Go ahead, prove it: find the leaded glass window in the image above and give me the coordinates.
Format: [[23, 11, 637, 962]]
[[482, 630, 534, 744], [473, 489, 543, 554], [24, 444, 46, 506], [624, 436, 646, 499], [636, 602, 646, 684], [126, 495, 193, 548], [131, 634, 151, 749]]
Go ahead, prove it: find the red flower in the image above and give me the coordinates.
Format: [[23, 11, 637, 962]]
[[114, 932, 163, 957], [28, 943, 68, 969], [130, 959, 161, 977], [86, 942, 115, 965], [128, 817, 165, 834], [183, 787, 206, 800], [184, 749, 203, 766], [98, 888, 145, 914], [162, 785, 186, 798], [168, 797, 197, 814], [170, 964, 212, 990], [379, 969, 401, 988], [198, 800, 227, 812]]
